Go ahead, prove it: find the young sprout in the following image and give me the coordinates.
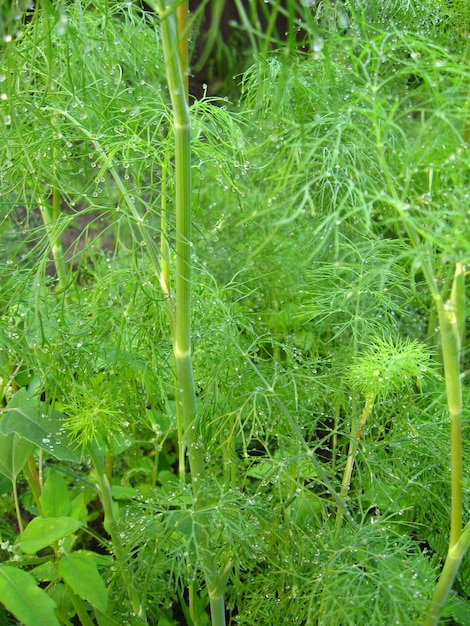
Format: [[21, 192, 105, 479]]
[[336, 336, 436, 529]]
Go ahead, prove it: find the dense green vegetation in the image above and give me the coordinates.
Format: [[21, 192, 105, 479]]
[[0, 1, 469, 624]]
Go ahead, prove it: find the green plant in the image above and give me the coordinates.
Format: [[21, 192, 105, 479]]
[[336, 336, 436, 529], [1, 1, 470, 625]]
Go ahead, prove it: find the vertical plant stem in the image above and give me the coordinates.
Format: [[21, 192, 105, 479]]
[[11, 479, 24, 534], [335, 393, 375, 530], [23, 458, 44, 516], [423, 521, 470, 626], [160, 150, 185, 479], [378, 114, 468, 622], [462, 37, 470, 145], [156, 0, 205, 484], [438, 310, 463, 548], [153, 2, 230, 624], [176, 1, 189, 100], [159, 151, 175, 324], [422, 263, 465, 624]]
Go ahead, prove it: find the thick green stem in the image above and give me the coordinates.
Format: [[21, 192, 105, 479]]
[[153, 2, 230, 623], [422, 263, 465, 624], [437, 306, 463, 548], [155, 0, 204, 486], [176, 1, 189, 100], [209, 594, 227, 626], [423, 522, 470, 626], [159, 151, 176, 326]]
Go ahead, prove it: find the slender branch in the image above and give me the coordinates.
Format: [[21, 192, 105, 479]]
[[11, 479, 24, 534], [89, 447, 145, 621], [336, 393, 375, 530], [38, 193, 68, 294]]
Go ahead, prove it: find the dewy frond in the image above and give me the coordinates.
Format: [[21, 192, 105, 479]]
[[347, 335, 438, 399]]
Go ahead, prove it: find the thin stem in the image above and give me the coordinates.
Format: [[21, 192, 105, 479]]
[[336, 393, 375, 530], [38, 193, 68, 294], [462, 37, 470, 145], [89, 447, 145, 621], [420, 264, 465, 625], [188, 583, 197, 625], [11, 479, 23, 534], [234, 0, 260, 55], [437, 303, 463, 548], [23, 458, 44, 517], [193, 0, 226, 73], [49, 108, 162, 279]]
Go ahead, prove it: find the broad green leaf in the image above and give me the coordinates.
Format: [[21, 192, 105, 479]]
[[0, 388, 80, 462], [16, 517, 83, 555], [58, 552, 108, 613], [0, 431, 36, 481], [4, 387, 36, 410], [39, 469, 71, 518], [0, 565, 60, 626]]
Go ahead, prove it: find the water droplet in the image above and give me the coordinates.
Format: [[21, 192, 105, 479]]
[[55, 14, 68, 36], [312, 37, 324, 52]]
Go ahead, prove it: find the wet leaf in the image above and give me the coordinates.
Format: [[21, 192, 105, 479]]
[[0, 566, 60, 626], [16, 517, 83, 555]]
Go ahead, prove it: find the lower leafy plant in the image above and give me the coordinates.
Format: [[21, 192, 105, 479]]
[[0, 386, 108, 626]]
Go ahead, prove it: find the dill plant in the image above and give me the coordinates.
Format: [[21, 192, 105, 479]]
[[1, 1, 470, 625], [195, 4, 470, 623], [335, 336, 436, 528]]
